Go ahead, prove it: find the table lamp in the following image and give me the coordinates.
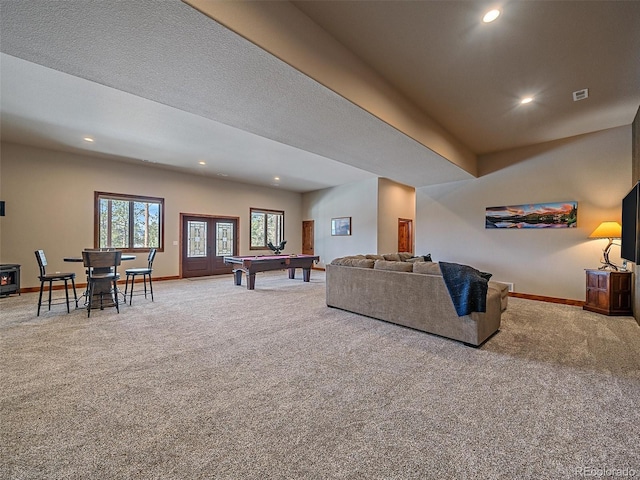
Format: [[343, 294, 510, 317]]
[[589, 221, 622, 270]]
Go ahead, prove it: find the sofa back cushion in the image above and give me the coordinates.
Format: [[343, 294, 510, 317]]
[[413, 254, 433, 262], [374, 260, 414, 272], [331, 257, 375, 268], [413, 261, 442, 275], [407, 254, 432, 263]]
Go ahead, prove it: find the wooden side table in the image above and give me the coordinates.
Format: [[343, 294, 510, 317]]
[[583, 269, 632, 316]]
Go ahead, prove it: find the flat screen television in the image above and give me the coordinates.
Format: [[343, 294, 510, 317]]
[[621, 181, 640, 263]]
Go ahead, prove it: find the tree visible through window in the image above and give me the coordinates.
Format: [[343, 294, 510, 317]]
[[95, 192, 164, 251], [250, 208, 284, 250]]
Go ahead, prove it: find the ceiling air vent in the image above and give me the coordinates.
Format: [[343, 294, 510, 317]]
[[573, 89, 589, 101]]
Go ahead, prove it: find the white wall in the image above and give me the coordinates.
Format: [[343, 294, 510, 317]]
[[5, 125, 630, 300], [377, 178, 416, 254], [0, 143, 302, 289], [416, 126, 631, 301], [302, 177, 415, 266], [302, 178, 378, 266]]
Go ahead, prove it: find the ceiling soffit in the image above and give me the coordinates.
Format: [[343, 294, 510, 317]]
[[185, 0, 477, 175], [0, 0, 474, 188]]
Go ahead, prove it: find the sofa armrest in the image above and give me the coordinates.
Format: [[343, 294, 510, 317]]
[[488, 281, 509, 312]]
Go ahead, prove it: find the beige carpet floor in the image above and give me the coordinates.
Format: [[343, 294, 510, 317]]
[[1, 270, 639, 479]]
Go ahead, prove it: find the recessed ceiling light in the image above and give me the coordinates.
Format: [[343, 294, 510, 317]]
[[83, 137, 94, 142], [274, 177, 280, 181], [198, 161, 206, 165], [216, 172, 228, 177], [482, 9, 501, 23], [520, 96, 534, 104]]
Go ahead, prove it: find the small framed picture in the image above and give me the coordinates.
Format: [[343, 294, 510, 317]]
[[331, 217, 351, 236]]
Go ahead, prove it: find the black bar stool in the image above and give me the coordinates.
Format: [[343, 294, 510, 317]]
[[82, 250, 122, 317], [124, 249, 156, 305], [35, 250, 77, 316]]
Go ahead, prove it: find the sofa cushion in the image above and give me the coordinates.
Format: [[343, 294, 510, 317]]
[[413, 262, 442, 275], [407, 254, 432, 263], [398, 252, 414, 261], [331, 257, 375, 268], [374, 260, 414, 272], [382, 253, 402, 261], [365, 254, 385, 260]]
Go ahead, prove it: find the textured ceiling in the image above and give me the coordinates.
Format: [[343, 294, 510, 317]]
[[1, 0, 638, 192], [0, 0, 468, 192]]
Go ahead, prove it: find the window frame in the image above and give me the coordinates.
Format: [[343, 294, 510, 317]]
[[94, 191, 165, 253], [249, 207, 285, 251]]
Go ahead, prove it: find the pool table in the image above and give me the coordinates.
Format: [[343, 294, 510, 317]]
[[224, 254, 320, 290]]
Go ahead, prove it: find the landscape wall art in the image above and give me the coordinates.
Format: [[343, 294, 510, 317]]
[[485, 201, 578, 229]]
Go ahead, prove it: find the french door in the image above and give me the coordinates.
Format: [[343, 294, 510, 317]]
[[181, 215, 239, 278]]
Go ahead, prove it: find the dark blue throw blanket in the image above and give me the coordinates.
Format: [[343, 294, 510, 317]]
[[439, 262, 492, 316]]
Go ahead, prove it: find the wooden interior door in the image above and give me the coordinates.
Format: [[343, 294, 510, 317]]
[[302, 220, 314, 255], [181, 214, 238, 278], [398, 218, 413, 254]]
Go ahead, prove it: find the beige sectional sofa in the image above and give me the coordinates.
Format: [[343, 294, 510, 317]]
[[326, 254, 507, 346]]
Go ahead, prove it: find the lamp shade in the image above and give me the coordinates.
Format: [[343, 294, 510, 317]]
[[589, 221, 622, 239]]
